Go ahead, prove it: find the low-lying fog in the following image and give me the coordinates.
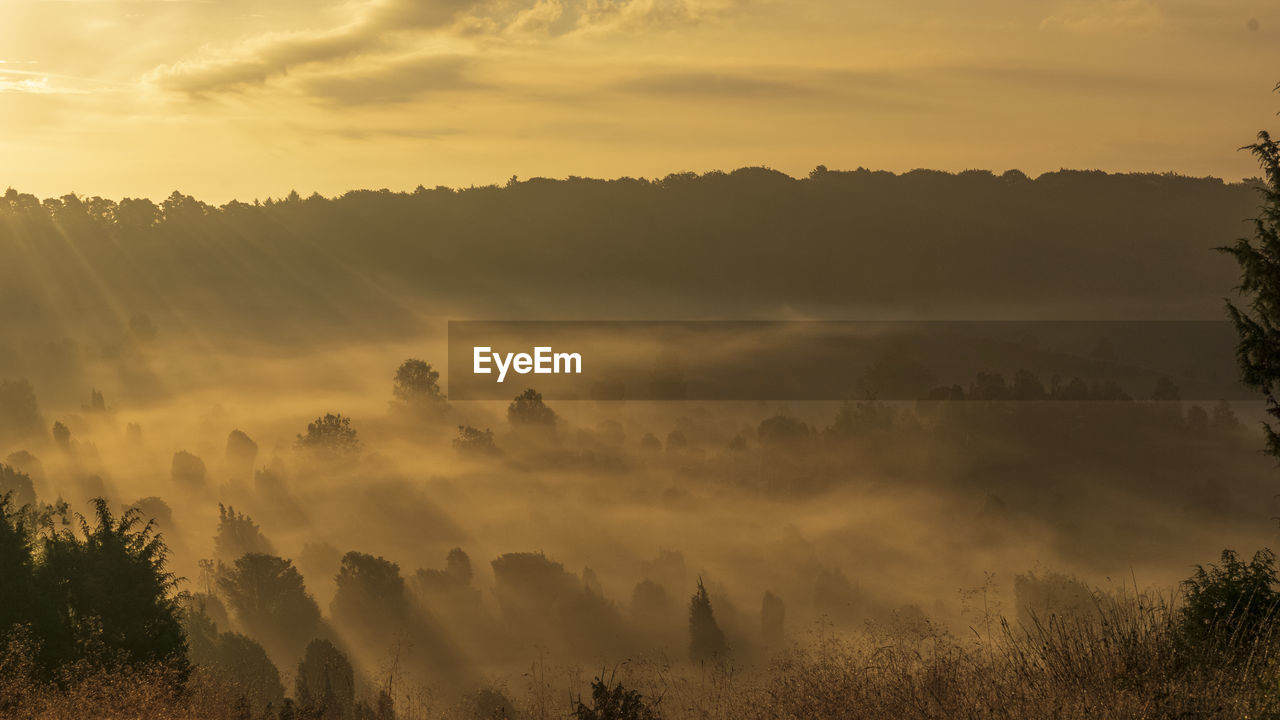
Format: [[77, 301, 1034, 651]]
[[3, 325, 1274, 702]]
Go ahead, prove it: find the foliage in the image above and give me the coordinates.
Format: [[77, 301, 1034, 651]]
[[1180, 548, 1280, 655], [453, 425, 498, 456], [216, 553, 323, 662], [0, 494, 37, 649], [34, 499, 187, 674], [225, 430, 259, 466], [296, 413, 361, 455], [295, 638, 355, 720], [0, 497, 189, 682], [572, 676, 661, 720], [507, 389, 557, 428], [213, 504, 275, 562], [181, 593, 285, 716], [1220, 97, 1280, 455], [392, 359, 448, 412], [171, 450, 208, 488], [688, 579, 726, 664], [50, 421, 70, 450], [0, 464, 35, 508], [331, 551, 407, 630], [830, 398, 894, 437], [757, 415, 811, 447]]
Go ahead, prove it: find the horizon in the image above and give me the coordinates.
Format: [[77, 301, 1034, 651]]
[[1, 0, 1276, 201], [4, 163, 1262, 205]]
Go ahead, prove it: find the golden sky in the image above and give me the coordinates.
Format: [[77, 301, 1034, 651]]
[[1, 0, 1277, 201]]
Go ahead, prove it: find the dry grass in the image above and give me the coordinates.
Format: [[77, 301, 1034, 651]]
[[5, 586, 1280, 720]]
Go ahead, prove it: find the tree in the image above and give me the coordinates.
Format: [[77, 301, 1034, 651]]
[[216, 553, 323, 663], [0, 494, 37, 648], [1011, 369, 1048, 401], [413, 547, 478, 602], [225, 430, 259, 479], [1212, 400, 1242, 431], [1220, 98, 1280, 456], [331, 551, 407, 625], [34, 498, 187, 674], [447, 547, 473, 585], [507, 388, 557, 428], [296, 414, 361, 455], [453, 425, 498, 456], [688, 578, 726, 663], [203, 632, 285, 714], [0, 464, 35, 508], [83, 389, 106, 413], [631, 580, 670, 628], [181, 592, 284, 714], [171, 450, 207, 489], [830, 398, 894, 437], [214, 504, 276, 562], [295, 638, 355, 720], [761, 591, 785, 645], [758, 415, 811, 447], [50, 421, 71, 451], [392, 359, 448, 413]]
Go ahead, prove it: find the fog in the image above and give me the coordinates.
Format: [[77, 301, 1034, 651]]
[[1, 169, 1275, 716]]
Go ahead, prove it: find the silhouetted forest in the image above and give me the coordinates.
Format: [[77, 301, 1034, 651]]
[[0, 168, 1258, 348], [2, 161, 1280, 719]]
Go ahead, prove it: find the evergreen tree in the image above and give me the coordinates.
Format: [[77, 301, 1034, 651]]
[[688, 578, 726, 663], [1221, 94, 1280, 456], [761, 591, 785, 646]]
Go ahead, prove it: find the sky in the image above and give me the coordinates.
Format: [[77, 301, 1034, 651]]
[[0, 0, 1277, 202]]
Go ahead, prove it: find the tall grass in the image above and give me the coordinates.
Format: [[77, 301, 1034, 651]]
[[5, 585, 1280, 719]]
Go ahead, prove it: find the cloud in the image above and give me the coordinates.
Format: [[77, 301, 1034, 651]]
[[615, 71, 812, 98], [1040, 0, 1165, 32], [608, 66, 932, 114], [147, 23, 381, 94], [0, 68, 99, 95], [949, 63, 1183, 95], [0, 76, 61, 94], [331, 124, 464, 140], [146, 0, 484, 95], [570, 0, 748, 34], [299, 53, 482, 105], [146, 0, 751, 96]]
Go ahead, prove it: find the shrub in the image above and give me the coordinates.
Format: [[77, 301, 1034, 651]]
[[1179, 548, 1280, 658], [573, 676, 660, 720]]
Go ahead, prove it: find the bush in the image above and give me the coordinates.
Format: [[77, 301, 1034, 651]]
[[572, 676, 660, 720], [1179, 548, 1280, 657]]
